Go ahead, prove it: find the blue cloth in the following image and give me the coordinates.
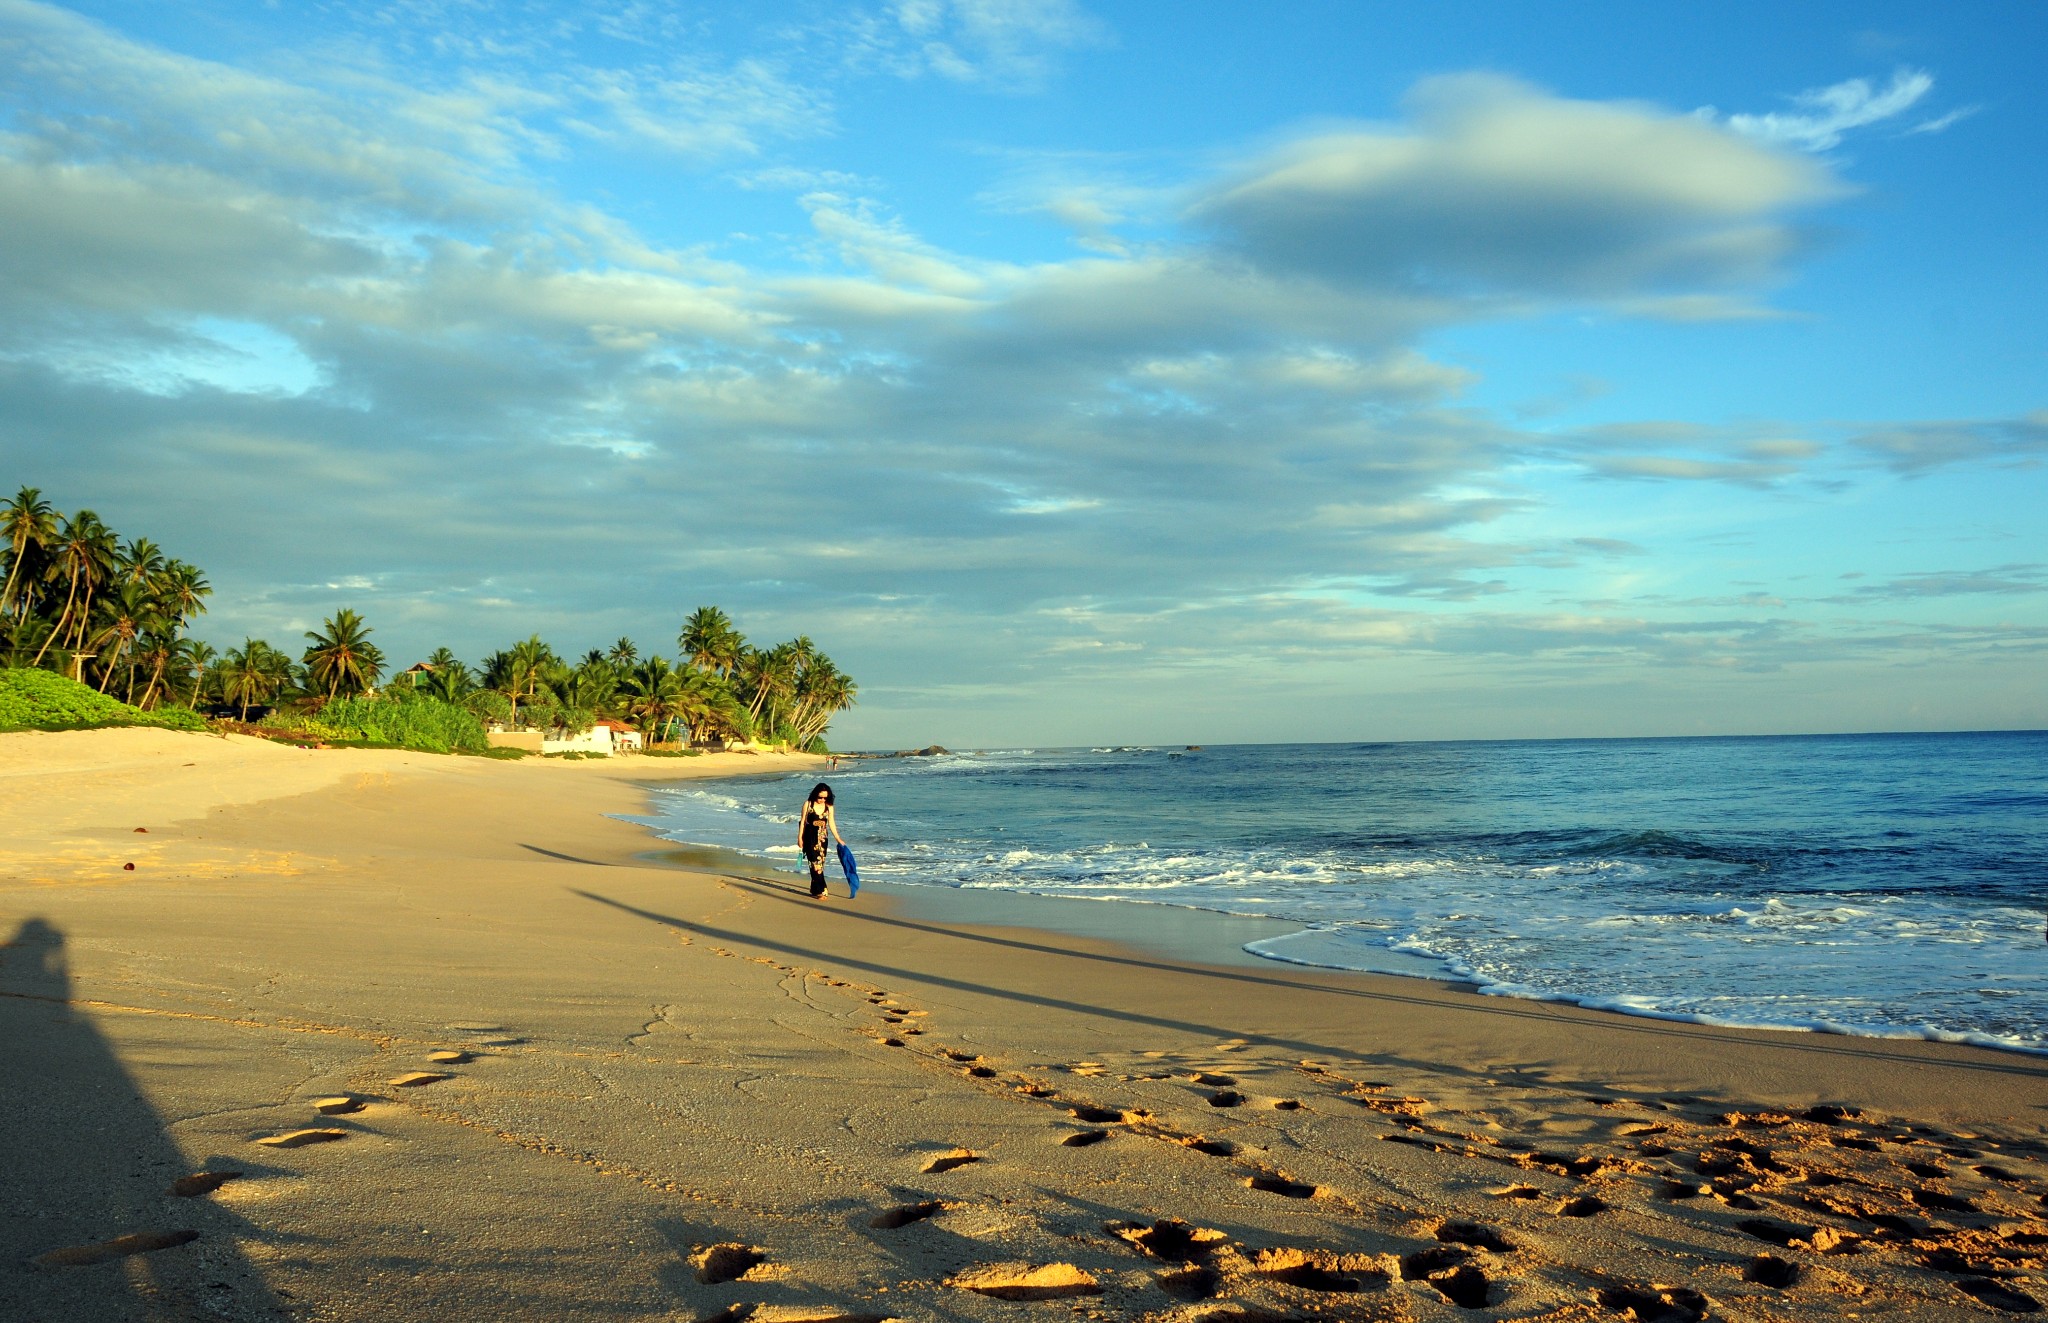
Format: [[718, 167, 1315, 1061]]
[[836, 842, 860, 897]]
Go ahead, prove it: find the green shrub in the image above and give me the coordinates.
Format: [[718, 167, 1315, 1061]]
[[315, 695, 489, 754], [475, 745, 530, 760], [0, 668, 208, 733], [639, 747, 703, 758]]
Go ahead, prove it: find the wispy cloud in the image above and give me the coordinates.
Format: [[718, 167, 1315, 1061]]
[[1852, 411, 2048, 473], [1712, 67, 1934, 152]]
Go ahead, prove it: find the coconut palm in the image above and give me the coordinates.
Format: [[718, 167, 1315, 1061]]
[[680, 607, 744, 679], [619, 656, 681, 741], [85, 580, 163, 694], [33, 510, 116, 666], [0, 486, 57, 619], [606, 637, 638, 667], [302, 609, 384, 701]]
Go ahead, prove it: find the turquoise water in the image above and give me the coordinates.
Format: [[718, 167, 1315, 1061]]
[[643, 733, 2048, 1053]]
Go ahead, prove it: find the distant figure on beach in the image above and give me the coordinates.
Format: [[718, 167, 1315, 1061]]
[[799, 783, 844, 899]]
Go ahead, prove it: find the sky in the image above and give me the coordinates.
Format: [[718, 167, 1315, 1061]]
[[2, 0, 2044, 747]]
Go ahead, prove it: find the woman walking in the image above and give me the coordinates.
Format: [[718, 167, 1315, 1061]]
[[798, 783, 844, 899]]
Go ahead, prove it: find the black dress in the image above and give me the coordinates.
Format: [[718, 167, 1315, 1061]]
[[801, 806, 831, 896]]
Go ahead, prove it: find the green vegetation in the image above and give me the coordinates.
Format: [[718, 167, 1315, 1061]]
[[0, 667, 206, 732], [4, 484, 856, 753]]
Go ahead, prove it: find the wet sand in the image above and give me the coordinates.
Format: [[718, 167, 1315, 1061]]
[[4, 728, 2046, 1321]]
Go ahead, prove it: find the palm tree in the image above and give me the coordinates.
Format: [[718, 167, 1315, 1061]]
[[680, 607, 744, 678], [0, 487, 57, 619], [175, 639, 217, 709], [85, 580, 163, 694], [33, 510, 116, 667], [155, 561, 211, 628], [607, 637, 638, 667], [620, 657, 687, 743], [790, 653, 857, 748], [302, 609, 384, 701], [115, 538, 166, 590], [219, 638, 295, 719], [420, 649, 472, 703]]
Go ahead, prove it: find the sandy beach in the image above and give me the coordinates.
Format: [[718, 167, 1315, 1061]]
[[4, 729, 2046, 1322]]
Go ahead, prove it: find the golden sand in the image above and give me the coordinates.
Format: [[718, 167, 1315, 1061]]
[[3, 728, 2044, 1320]]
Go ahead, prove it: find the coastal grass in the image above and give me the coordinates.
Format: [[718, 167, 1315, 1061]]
[[257, 694, 489, 755], [0, 668, 207, 734]]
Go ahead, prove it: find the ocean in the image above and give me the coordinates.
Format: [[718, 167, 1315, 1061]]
[[638, 733, 2048, 1054]]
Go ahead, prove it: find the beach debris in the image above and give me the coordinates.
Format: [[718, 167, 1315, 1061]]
[[947, 1262, 1099, 1300], [255, 1128, 349, 1148], [132, 827, 147, 832], [922, 1148, 980, 1174], [388, 1071, 449, 1088], [311, 1095, 363, 1115], [34, 1230, 199, 1267], [122, 862, 135, 870], [169, 1171, 242, 1197]]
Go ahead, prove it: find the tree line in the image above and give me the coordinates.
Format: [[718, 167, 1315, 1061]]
[[2, 487, 855, 750]]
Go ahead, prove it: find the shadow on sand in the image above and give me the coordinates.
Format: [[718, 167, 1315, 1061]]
[[0, 918, 288, 1322]]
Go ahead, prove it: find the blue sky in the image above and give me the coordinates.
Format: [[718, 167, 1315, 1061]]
[[2, 0, 2043, 745]]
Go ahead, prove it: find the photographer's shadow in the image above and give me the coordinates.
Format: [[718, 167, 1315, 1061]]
[[0, 918, 288, 1321]]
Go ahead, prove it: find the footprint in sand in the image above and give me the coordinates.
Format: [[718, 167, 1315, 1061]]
[[388, 1072, 450, 1088], [1249, 1246, 1389, 1293], [870, 1201, 945, 1229], [1108, 1219, 1229, 1262], [256, 1128, 350, 1148], [1743, 1254, 1799, 1288], [922, 1148, 981, 1174], [692, 1242, 767, 1284], [1068, 1105, 1131, 1125], [1206, 1089, 1246, 1108], [1434, 1220, 1514, 1253], [34, 1230, 199, 1267], [1398, 1248, 1491, 1309], [948, 1262, 1100, 1300], [169, 1171, 242, 1197], [1061, 1130, 1111, 1148], [1594, 1284, 1709, 1322], [426, 1049, 472, 1064], [1180, 1136, 1238, 1158], [699, 1307, 890, 1323], [312, 1096, 364, 1115], [1955, 1278, 2042, 1314], [1245, 1174, 1320, 1200]]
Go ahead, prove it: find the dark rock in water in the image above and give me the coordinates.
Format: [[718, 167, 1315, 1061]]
[[1186, 745, 1202, 751]]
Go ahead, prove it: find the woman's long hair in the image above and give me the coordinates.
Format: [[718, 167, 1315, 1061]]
[[808, 782, 834, 807]]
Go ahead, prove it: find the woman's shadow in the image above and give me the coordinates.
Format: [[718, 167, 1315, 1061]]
[[0, 917, 289, 1321]]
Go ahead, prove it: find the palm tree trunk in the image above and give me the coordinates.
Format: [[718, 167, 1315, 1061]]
[[31, 568, 81, 667]]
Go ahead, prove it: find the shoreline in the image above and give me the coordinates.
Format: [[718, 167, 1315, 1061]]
[[6, 728, 2047, 1321], [634, 764, 2048, 1062]]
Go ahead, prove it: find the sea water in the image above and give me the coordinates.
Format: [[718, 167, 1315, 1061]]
[[640, 734, 2048, 1054]]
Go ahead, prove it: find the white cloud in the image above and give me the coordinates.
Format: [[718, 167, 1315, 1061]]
[[1191, 74, 1841, 299], [1716, 67, 1934, 152]]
